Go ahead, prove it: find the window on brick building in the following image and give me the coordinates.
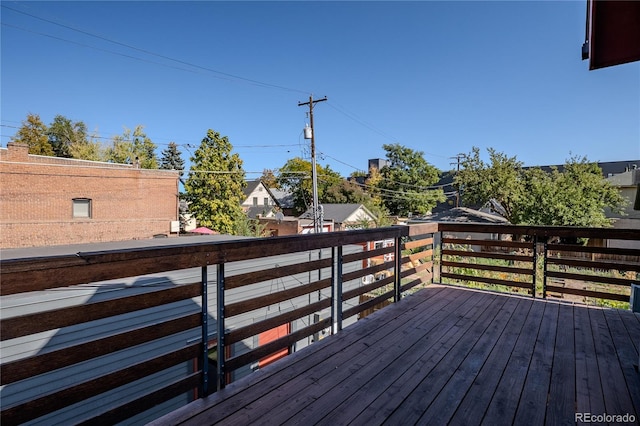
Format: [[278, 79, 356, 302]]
[[253, 197, 258, 206], [73, 198, 92, 218]]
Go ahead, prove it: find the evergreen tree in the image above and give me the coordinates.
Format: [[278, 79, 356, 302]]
[[184, 129, 246, 234], [11, 114, 53, 156], [159, 142, 185, 177]]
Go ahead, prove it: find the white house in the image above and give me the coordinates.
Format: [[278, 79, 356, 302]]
[[241, 180, 280, 219], [300, 204, 378, 232]]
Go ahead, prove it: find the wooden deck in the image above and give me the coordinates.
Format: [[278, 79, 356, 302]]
[[151, 285, 640, 426]]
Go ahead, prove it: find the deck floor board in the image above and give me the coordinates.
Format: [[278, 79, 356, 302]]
[[150, 285, 640, 426]]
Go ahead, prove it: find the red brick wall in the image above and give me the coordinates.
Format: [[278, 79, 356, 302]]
[[1, 144, 179, 248]]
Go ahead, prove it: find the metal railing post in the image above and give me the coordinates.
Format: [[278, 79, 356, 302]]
[[532, 236, 537, 298], [439, 230, 443, 284], [542, 240, 548, 299], [394, 235, 402, 302], [334, 246, 343, 333], [201, 266, 209, 396], [216, 263, 226, 391]]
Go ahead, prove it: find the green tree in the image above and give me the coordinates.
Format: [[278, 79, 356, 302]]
[[131, 126, 158, 169], [233, 216, 267, 237], [517, 157, 625, 227], [69, 132, 103, 161], [455, 148, 626, 227], [47, 115, 88, 158], [455, 147, 524, 221], [261, 169, 279, 189], [104, 126, 158, 168], [159, 142, 185, 177], [276, 157, 342, 215], [184, 129, 246, 234], [11, 114, 53, 156], [375, 143, 445, 216]]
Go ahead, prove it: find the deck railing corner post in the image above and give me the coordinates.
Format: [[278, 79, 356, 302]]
[[394, 234, 402, 302], [216, 262, 226, 391], [201, 265, 209, 396], [532, 235, 537, 298]]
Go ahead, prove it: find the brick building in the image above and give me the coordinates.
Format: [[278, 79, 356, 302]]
[[1, 143, 180, 249]]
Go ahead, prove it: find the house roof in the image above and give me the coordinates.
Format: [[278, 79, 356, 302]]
[[242, 180, 263, 198], [270, 189, 295, 209], [242, 180, 281, 207], [300, 204, 376, 223], [411, 207, 508, 224]]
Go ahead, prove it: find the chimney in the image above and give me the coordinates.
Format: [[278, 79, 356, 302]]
[[6, 142, 30, 161]]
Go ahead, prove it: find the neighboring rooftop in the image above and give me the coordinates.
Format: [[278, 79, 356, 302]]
[[413, 207, 509, 224]]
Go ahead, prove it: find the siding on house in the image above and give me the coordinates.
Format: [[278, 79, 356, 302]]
[[0, 143, 180, 249]]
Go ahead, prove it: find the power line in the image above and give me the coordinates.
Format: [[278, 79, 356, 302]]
[[2, 5, 310, 95]]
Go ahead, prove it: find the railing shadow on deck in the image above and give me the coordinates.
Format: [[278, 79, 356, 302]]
[[0, 223, 637, 425]]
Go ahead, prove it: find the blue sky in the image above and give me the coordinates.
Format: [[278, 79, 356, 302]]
[[2, 1, 639, 178]]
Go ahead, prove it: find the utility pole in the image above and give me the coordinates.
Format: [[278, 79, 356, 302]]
[[449, 153, 466, 208], [298, 95, 327, 233]]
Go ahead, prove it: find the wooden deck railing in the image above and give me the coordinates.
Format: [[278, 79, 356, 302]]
[[0, 224, 435, 425], [438, 223, 640, 307], [1, 222, 637, 425]]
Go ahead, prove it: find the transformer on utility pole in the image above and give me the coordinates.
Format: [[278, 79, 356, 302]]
[[298, 95, 327, 233]]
